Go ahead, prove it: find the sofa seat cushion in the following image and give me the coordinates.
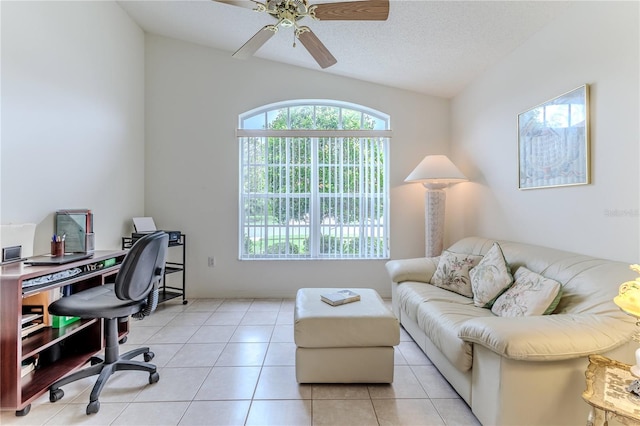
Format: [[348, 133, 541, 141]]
[[415, 300, 494, 371], [396, 282, 473, 324]]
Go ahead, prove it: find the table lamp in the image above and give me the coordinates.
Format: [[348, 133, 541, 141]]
[[614, 264, 640, 381], [405, 155, 467, 257]]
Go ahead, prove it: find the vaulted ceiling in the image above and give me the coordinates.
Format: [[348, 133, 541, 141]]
[[118, 0, 571, 98]]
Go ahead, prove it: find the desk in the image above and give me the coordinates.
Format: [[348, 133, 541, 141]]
[[583, 354, 640, 425], [0, 250, 127, 416]]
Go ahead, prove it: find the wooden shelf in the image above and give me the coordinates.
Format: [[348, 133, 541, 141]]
[[0, 250, 127, 415]]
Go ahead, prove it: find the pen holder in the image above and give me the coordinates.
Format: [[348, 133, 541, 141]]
[[51, 241, 65, 257]]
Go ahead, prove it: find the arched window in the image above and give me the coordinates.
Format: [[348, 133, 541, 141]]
[[238, 100, 391, 260]]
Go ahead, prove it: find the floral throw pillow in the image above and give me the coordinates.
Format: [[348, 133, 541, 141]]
[[491, 267, 563, 317], [470, 242, 514, 308], [431, 250, 483, 298]]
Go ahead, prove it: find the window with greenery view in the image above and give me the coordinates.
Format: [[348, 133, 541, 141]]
[[238, 100, 391, 260]]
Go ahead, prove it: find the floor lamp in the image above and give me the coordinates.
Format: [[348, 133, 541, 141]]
[[405, 155, 467, 257]]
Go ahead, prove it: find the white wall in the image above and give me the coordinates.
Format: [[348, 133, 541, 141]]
[[145, 35, 450, 298], [1, 1, 145, 254], [450, 1, 639, 263]]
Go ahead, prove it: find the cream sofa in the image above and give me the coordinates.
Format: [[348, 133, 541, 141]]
[[386, 236, 638, 426]]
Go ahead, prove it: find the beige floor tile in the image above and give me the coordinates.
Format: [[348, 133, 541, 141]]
[[187, 325, 236, 343], [111, 401, 189, 426], [42, 402, 127, 425], [368, 366, 428, 399], [178, 400, 250, 425], [133, 367, 209, 402], [280, 299, 296, 312], [312, 399, 377, 425], [240, 311, 278, 325], [1, 402, 65, 426], [399, 326, 413, 342], [271, 324, 294, 342], [124, 325, 162, 344], [230, 325, 274, 342], [397, 341, 433, 365], [248, 299, 283, 311], [245, 400, 312, 426], [217, 299, 253, 312], [166, 343, 226, 367], [154, 300, 190, 313], [263, 342, 296, 366], [253, 366, 311, 399], [203, 311, 245, 326], [135, 343, 184, 368], [411, 365, 459, 398], [149, 326, 199, 344], [276, 311, 294, 325], [194, 366, 261, 400], [130, 312, 178, 328], [373, 398, 445, 426], [311, 384, 371, 400], [184, 299, 224, 312], [215, 343, 268, 366], [73, 369, 148, 403], [46, 375, 96, 405], [431, 398, 480, 426], [394, 346, 408, 365], [166, 312, 212, 327]]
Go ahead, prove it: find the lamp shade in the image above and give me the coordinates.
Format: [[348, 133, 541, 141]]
[[405, 155, 468, 186]]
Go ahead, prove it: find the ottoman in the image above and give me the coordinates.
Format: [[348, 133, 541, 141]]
[[294, 288, 400, 383]]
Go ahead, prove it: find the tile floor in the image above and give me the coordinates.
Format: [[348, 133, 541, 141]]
[[1, 298, 481, 426]]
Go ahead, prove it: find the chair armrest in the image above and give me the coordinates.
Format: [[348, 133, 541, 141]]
[[458, 314, 636, 361], [385, 257, 439, 283]]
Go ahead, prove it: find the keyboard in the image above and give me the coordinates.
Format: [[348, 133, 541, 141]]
[[22, 268, 82, 289]]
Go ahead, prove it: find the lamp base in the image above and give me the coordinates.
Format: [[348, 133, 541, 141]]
[[424, 188, 446, 257]]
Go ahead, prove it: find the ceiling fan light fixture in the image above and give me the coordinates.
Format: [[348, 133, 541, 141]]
[[219, 0, 390, 68]]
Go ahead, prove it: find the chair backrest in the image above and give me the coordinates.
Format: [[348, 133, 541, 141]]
[[115, 231, 169, 302]]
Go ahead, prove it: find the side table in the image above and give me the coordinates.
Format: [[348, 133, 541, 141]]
[[582, 354, 640, 425]]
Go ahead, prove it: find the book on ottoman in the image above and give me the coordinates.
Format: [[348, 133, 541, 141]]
[[321, 289, 361, 306]]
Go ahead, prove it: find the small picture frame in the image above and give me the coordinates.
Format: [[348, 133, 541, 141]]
[[518, 84, 590, 190]]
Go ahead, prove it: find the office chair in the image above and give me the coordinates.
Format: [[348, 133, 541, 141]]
[[48, 231, 169, 415]]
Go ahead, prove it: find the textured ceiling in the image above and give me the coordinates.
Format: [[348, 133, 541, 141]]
[[118, 0, 571, 98]]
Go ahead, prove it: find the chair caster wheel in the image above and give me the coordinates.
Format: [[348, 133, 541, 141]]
[[15, 404, 31, 416], [86, 400, 100, 415], [149, 371, 160, 384], [119, 336, 128, 344], [182, 300, 188, 305], [49, 389, 64, 403], [144, 351, 155, 362]]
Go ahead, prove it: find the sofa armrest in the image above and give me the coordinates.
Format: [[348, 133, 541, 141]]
[[385, 257, 439, 284], [458, 314, 636, 361]]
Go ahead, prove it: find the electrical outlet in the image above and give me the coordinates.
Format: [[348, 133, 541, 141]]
[[207, 256, 215, 267]]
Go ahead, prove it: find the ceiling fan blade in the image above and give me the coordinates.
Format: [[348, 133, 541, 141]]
[[233, 26, 276, 59], [297, 29, 337, 69], [213, 0, 258, 10], [312, 0, 389, 21]]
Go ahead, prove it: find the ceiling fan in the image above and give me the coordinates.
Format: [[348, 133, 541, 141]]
[[215, 0, 389, 69]]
